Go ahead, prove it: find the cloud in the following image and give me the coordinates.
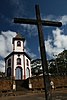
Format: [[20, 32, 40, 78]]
[[59, 15, 67, 25], [45, 28, 67, 59], [24, 40, 37, 59], [42, 15, 56, 21], [40, 15, 67, 59], [0, 30, 16, 72], [21, 24, 38, 36], [9, 0, 25, 18], [42, 15, 67, 26], [0, 31, 16, 57]]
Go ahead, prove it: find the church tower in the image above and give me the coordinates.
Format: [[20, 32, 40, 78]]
[[12, 34, 25, 52], [5, 34, 31, 80]]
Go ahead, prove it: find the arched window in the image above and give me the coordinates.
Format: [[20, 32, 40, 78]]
[[26, 59, 29, 66], [7, 67, 11, 77], [17, 41, 21, 46], [17, 58, 21, 65], [8, 59, 11, 66], [26, 67, 30, 78]]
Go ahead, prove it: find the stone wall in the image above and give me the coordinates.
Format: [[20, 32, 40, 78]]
[[29, 75, 67, 89], [0, 79, 12, 91]]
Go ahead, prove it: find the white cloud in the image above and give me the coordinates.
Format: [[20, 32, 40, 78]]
[[24, 40, 36, 59], [41, 14, 67, 59], [59, 15, 67, 25], [0, 30, 16, 57], [43, 15, 67, 26], [9, 0, 25, 17], [24, 46, 37, 59], [21, 24, 37, 36], [45, 28, 67, 59], [0, 30, 16, 72], [42, 15, 56, 21]]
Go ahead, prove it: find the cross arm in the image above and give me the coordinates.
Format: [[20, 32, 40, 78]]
[[14, 18, 62, 27]]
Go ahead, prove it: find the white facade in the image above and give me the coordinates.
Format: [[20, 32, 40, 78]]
[[13, 40, 24, 52], [5, 34, 31, 80], [24, 56, 31, 79]]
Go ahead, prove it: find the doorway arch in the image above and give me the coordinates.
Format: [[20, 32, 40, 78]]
[[15, 67, 22, 80]]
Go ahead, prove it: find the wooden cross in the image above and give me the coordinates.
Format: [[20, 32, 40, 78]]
[[14, 5, 62, 100]]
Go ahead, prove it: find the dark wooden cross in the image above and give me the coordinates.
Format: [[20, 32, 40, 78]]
[[13, 5, 62, 100]]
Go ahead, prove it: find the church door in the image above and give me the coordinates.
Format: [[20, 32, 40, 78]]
[[15, 67, 22, 80]]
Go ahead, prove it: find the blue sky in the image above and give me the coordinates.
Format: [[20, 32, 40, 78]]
[[0, 0, 67, 71]]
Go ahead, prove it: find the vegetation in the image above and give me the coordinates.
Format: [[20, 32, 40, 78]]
[[49, 50, 67, 75], [31, 50, 67, 76]]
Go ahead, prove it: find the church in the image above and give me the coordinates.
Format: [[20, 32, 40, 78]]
[[5, 34, 31, 80]]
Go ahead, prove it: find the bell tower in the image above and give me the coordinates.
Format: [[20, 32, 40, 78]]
[[12, 34, 25, 52]]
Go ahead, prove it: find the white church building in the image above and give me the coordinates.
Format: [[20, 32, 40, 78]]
[[5, 34, 31, 80]]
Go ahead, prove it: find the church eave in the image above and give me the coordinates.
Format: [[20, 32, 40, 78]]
[[5, 52, 31, 61]]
